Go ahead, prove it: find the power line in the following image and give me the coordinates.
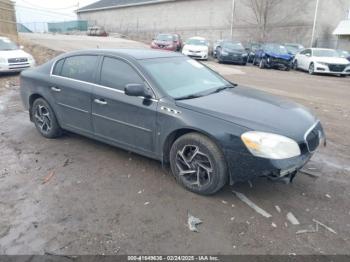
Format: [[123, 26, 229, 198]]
[[19, 0, 78, 10], [16, 4, 77, 18]]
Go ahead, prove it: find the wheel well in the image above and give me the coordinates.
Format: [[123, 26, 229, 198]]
[[162, 128, 221, 164], [28, 94, 43, 120]]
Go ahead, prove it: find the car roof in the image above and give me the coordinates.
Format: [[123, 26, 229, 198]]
[[310, 48, 335, 51], [58, 48, 183, 60], [188, 37, 207, 40]]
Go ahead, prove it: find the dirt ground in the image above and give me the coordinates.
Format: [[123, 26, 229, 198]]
[[0, 34, 349, 255]]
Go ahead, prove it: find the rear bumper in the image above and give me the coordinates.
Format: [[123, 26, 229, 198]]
[[0, 61, 35, 73]]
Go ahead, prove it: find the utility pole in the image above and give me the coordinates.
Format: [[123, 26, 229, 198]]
[[310, 0, 319, 47], [230, 0, 235, 40]]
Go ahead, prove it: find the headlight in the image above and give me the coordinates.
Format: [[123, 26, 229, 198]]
[[317, 62, 328, 66], [242, 53, 248, 57], [241, 131, 301, 160], [0, 57, 7, 63], [221, 51, 229, 56], [28, 55, 34, 62]]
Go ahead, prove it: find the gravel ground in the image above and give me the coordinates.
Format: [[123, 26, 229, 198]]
[[0, 34, 349, 255]]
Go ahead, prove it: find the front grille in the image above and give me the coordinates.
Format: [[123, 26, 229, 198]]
[[8, 57, 28, 63], [305, 122, 323, 152], [328, 64, 346, 72]]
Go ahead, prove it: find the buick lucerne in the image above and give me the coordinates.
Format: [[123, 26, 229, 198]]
[[20, 49, 325, 195]]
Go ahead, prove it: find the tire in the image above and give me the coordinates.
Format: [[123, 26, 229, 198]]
[[259, 58, 265, 69], [31, 98, 62, 138], [308, 63, 315, 75], [293, 60, 298, 70], [169, 133, 228, 195]]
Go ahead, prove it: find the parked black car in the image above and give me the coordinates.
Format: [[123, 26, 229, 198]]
[[215, 41, 248, 65], [254, 43, 294, 70], [20, 49, 325, 195], [246, 42, 262, 63]]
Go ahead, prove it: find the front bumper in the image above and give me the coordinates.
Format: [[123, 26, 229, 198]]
[[0, 61, 35, 73], [182, 50, 208, 60], [266, 58, 292, 69], [219, 54, 248, 64], [314, 62, 350, 75], [151, 45, 177, 52]]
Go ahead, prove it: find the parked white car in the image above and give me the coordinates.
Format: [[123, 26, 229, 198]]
[[182, 37, 210, 60], [0, 37, 35, 73], [293, 48, 350, 76]]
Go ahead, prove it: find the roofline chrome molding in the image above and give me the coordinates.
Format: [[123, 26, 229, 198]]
[[50, 54, 159, 102]]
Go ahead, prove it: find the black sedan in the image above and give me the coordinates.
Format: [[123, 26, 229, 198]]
[[20, 49, 325, 195], [215, 41, 248, 65]]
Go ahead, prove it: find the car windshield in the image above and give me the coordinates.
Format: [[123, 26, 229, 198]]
[[313, 49, 338, 57], [0, 38, 19, 51], [156, 34, 173, 41], [141, 57, 230, 99], [285, 45, 299, 54], [186, 38, 208, 46], [264, 44, 289, 55], [337, 50, 350, 57], [223, 42, 244, 50]]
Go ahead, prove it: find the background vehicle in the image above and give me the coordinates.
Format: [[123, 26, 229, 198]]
[[0, 37, 35, 73], [20, 49, 325, 195], [246, 42, 262, 63], [294, 48, 350, 76], [151, 34, 178, 52], [87, 26, 108, 37], [173, 34, 183, 51], [254, 43, 293, 70], [284, 43, 305, 56], [337, 50, 350, 62], [182, 37, 210, 60], [213, 39, 224, 58], [215, 41, 248, 65]]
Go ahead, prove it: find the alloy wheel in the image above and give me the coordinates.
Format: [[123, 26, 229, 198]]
[[34, 104, 52, 134], [175, 145, 213, 188], [309, 63, 314, 74]]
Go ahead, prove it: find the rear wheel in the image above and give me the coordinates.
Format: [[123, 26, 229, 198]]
[[169, 133, 228, 195], [31, 98, 62, 138], [308, 63, 315, 75], [293, 60, 298, 70]]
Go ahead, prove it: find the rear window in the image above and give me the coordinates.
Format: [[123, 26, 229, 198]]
[[60, 55, 98, 82]]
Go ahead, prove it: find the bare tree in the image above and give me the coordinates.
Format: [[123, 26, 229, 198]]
[[243, 0, 282, 41]]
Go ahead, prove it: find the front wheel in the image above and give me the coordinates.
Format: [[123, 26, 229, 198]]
[[308, 63, 315, 75], [31, 98, 62, 138], [293, 60, 298, 70], [169, 133, 228, 195], [259, 58, 266, 69]]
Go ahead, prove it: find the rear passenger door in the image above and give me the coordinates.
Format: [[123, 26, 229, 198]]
[[51, 55, 99, 135], [92, 56, 158, 155]]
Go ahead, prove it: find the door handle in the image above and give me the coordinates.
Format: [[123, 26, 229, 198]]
[[94, 98, 108, 105], [51, 86, 61, 92]]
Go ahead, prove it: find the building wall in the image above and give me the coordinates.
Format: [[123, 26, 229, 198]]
[[0, 0, 17, 37], [78, 0, 350, 47]]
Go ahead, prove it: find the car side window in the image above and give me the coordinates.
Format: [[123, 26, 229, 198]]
[[60, 55, 98, 83], [52, 59, 65, 75], [100, 57, 144, 91]]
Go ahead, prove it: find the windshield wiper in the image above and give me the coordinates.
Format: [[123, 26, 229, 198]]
[[175, 94, 204, 101], [209, 84, 236, 95]]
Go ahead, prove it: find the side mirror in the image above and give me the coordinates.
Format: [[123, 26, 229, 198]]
[[125, 83, 152, 99]]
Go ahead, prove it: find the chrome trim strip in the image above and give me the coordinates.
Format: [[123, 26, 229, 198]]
[[92, 113, 152, 133], [49, 54, 158, 100], [304, 120, 320, 153], [57, 102, 89, 114]]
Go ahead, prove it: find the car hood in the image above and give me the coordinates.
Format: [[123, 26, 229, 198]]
[[314, 57, 350, 64], [0, 49, 31, 59], [176, 86, 317, 140], [184, 45, 208, 52], [225, 49, 247, 55], [266, 52, 293, 60]]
